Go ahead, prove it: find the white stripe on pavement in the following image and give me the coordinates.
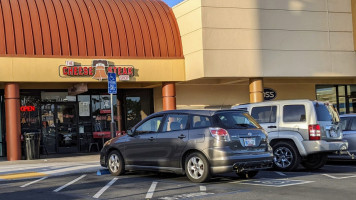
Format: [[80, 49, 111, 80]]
[[53, 174, 87, 192], [93, 178, 119, 199], [20, 177, 47, 188], [275, 172, 286, 176], [200, 186, 206, 192], [145, 181, 158, 199]]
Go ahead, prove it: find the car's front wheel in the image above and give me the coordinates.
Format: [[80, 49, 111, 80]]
[[185, 152, 211, 183], [107, 150, 125, 176], [236, 170, 259, 179], [301, 153, 327, 170]]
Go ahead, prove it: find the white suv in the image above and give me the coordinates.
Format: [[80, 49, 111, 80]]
[[233, 100, 348, 171]]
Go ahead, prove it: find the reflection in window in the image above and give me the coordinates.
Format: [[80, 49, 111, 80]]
[[20, 96, 41, 133], [125, 97, 141, 130], [162, 115, 188, 132], [192, 116, 211, 128], [92, 95, 117, 132], [251, 106, 277, 123], [135, 116, 163, 133], [283, 105, 306, 122]]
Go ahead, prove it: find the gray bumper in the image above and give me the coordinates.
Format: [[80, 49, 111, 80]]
[[302, 140, 348, 155], [209, 152, 274, 174]]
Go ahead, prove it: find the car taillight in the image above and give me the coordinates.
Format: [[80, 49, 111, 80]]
[[309, 124, 321, 140], [209, 128, 230, 141]]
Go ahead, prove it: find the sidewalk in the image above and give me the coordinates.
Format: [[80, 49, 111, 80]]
[[0, 153, 105, 180]]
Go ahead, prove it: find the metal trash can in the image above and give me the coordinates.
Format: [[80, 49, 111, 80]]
[[24, 132, 40, 160]]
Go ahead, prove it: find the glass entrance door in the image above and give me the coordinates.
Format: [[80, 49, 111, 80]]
[[41, 103, 78, 153], [56, 104, 78, 153]]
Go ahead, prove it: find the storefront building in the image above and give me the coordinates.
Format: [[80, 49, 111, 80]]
[[0, 0, 184, 160], [172, 0, 356, 114], [2, 0, 356, 160]]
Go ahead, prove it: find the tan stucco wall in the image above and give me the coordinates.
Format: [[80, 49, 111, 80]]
[[174, 0, 356, 80], [153, 78, 356, 112]]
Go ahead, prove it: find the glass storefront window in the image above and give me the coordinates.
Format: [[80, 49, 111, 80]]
[[317, 85, 356, 114], [316, 86, 337, 106], [21, 96, 41, 133], [92, 95, 117, 132]]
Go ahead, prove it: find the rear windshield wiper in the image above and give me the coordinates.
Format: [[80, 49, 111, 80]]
[[234, 123, 250, 128]]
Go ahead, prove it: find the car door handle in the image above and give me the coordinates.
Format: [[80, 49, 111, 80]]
[[268, 126, 277, 128], [148, 137, 155, 141], [178, 134, 186, 139]]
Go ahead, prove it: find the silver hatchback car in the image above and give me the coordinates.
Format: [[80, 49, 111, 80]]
[[100, 109, 273, 183]]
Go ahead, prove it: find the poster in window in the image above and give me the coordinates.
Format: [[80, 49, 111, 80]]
[[79, 102, 90, 116]]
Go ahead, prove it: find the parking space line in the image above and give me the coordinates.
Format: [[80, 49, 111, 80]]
[[200, 186, 206, 192], [53, 174, 86, 192], [93, 177, 118, 199], [145, 181, 158, 199], [275, 172, 286, 176], [322, 174, 356, 179], [20, 177, 47, 188]]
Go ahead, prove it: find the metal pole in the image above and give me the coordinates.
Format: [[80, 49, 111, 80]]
[[110, 94, 116, 138]]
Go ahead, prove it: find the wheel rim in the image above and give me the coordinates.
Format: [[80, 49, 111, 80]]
[[108, 154, 120, 173], [274, 147, 293, 168], [187, 156, 204, 179]]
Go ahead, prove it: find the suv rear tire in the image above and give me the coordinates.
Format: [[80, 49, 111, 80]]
[[301, 153, 327, 170], [107, 150, 125, 176], [185, 152, 211, 183], [272, 141, 301, 171]]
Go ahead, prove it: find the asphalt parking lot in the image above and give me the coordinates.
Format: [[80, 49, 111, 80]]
[[1, 161, 356, 200]]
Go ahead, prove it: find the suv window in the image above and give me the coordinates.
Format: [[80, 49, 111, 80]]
[[283, 105, 306, 122], [314, 102, 339, 123], [213, 112, 261, 129], [251, 106, 277, 123], [135, 116, 163, 134], [340, 117, 349, 131], [192, 115, 211, 128], [162, 114, 189, 132]]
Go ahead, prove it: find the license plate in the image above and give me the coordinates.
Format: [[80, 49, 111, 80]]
[[244, 138, 256, 147]]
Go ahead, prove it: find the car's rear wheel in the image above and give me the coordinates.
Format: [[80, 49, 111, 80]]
[[272, 141, 301, 171], [236, 170, 259, 179], [301, 153, 327, 170], [107, 150, 125, 176], [185, 152, 211, 183]]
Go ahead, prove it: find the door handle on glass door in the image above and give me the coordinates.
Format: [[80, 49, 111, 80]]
[[267, 126, 277, 128]]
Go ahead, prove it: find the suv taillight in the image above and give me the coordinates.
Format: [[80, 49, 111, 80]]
[[309, 124, 321, 140], [209, 128, 230, 141]]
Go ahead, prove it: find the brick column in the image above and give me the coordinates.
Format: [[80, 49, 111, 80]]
[[162, 82, 176, 110], [5, 83, 21, 161], [249, 78, 264, 103]]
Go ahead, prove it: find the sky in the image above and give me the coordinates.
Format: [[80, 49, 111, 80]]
[[162, 0, 184, 7]]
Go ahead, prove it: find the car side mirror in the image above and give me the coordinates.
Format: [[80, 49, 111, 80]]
[[127, 129, 134, 136]]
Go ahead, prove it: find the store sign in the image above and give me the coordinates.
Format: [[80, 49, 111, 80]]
[[20, 106, 36, 112], [59, 60, 134, 81], [264, 88, 277, 101]]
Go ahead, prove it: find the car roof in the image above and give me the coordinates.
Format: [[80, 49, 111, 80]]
[[151, 109, 247, 117]]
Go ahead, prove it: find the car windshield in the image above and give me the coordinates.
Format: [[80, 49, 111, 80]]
[[213, 112, 261, 129], [340, 117, 350, 131], [314, 102, 340, 123]]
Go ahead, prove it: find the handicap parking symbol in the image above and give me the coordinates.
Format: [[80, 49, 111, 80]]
[[239, 178, 314, 187]]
